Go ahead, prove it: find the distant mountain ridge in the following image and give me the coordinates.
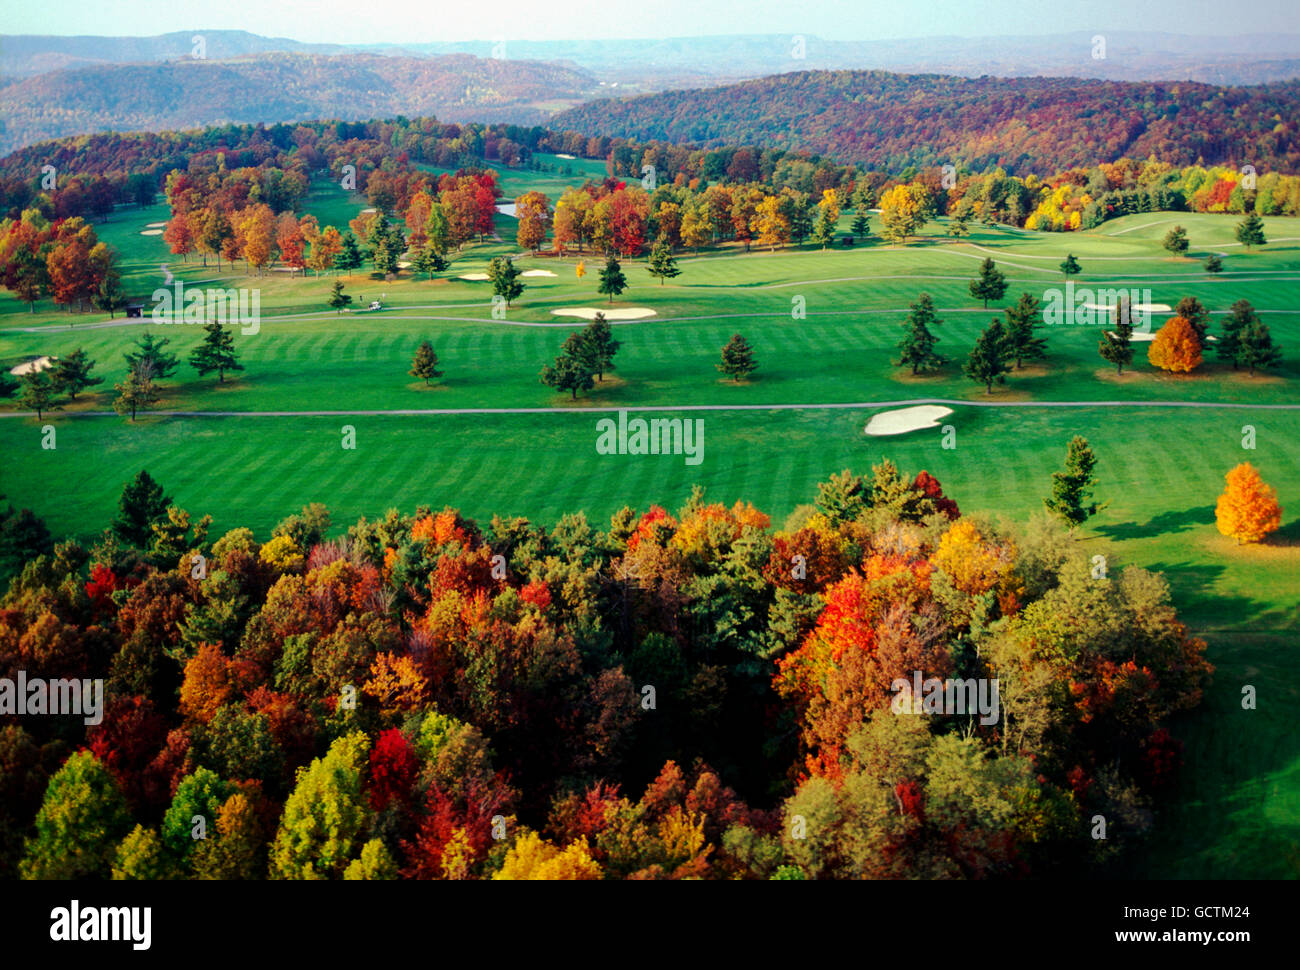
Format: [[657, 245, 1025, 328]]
[[0, 52, 600, 156], [552, 70, 1300, 175]]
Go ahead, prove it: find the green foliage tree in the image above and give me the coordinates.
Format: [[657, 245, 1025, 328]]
[[327, 279, 352, 313], [50, 348, 102, 400], [895, 292, 944, 375], [20, 751, 131, 879], [1099, 313, 1134, 375], [1058, 253, 1081, 279], [18, 370, 59, 419], [336, 232, 363, 272], [1162, 225, 1189, 257], [113, 468, 172, 546], [582, 313, 620, 381], [851, 208, 871, 240], [113, 361, 160, 422], [413, 242, 448, 279], [189, 322, 244, 383], [963, 319, 1011, 393], [541, 340, 596, 400], [1043, 435, 1102, 531], [270, 732, 372, 879], [124, 332, 179, 379], [647, 241, 681, 283], [970, 257, 1009, 308], [1216, 299, 1257, 369], [1173, 296, 1211, 342], [718, 333, 757, 382], [1002, 292, 1047, 369], [112, 825, 178, 879], [1235, 211, 1267, 250], [162, 768, 233, 865], [1204, 254, 1223, 273], [1238, 320, 1282, 376], [488, 256, 525, 306], [597, 257, 627, 303], [409, 340, 444, 386]]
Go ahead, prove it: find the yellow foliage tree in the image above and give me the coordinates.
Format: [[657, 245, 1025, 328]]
[[1215, 463, 1282, 543], [493, 831, 602, 880], [362, 652, 429, 714], [1147, 316, 1203, 372], [259, 534, 305, 573], [929, 519, 1016, 596]]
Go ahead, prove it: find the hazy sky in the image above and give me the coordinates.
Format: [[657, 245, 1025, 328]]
[[2, 0, 1279, 44]]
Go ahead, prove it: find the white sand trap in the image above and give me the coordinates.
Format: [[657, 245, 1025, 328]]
[[555, 153, 576, 159], [397, 260, 412, 269], [1084, 302, 1172, 313], [140, 229, 163, 236], [458, 272, 491, 281], [145, 222, 167, 228], [1105, 330, 1156, 342], [550, 307, 657, 320], [361, 207, 377, 214], [9, 355, 57, 376], [864, 405, 953, 437], [521, 269, 556, 277], [496, 203, 517, 217]]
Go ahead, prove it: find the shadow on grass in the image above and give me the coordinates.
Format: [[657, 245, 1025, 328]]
[[1096, 505, 1215, 541]]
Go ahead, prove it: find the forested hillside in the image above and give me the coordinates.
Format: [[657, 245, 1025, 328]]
[[554, 70, 1300, 175]]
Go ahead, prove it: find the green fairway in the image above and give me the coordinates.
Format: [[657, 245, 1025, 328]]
[[1, 187, 1298, 878]]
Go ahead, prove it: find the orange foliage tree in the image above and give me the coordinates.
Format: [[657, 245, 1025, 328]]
[[1147, 315, 1202, 372], [1215, 463, 1283, 543]]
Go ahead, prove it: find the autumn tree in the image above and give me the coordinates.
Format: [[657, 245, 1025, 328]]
[[1215, 463, 1282, 544], [879, 184, 920, 244], [270, 732, 373, 879], [21, 751, 131, 879], [895, 293, 944, 375], [409, 340, 444, 386], [1043, 435, 1102, 531], [718, 333, 757, 382], [1148, 316, 1203, 373]]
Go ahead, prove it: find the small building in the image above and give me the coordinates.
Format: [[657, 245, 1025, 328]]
[[125, 302, 146, 318]]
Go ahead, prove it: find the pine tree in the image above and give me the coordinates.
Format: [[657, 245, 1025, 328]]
[[488, 256, 525, 306], [124, 332, 178, 379], [540, 352, 595, 400], [969, 257, 1008, 308], [327, 279, 352, 313], [718, 333, 757, 382], [113, 468, 171, 545], [851, 208, 870, 240], [113, 361, 161, 423], [1162, 225, 1189, 256], [946, 213, 970, 238], [812, 208, 837, 249], [895, 293, 944, 375], [1216, 299, 1256, 369], [597, 257, 627, 303], [1099, 307, 1134, 375], [1204, 254, 1223, 273], [18, 370, 58, 419], [1235, 211, 1267, 250], [413, 242, 447, 279], [1002, 292, 1047, 369], [189, 322, 243, 383], [1173, 296, 1211, 342], [582, 313, 620, 381], [50, 348, 102, 400], [336, 232, 363, 272], [963, 319, 1011, 393], [1059, 253, 1081, 279], [409, 340, 444, 386], [1043, 435, 1102, 531], [1238, 320, 1282, 376], [646, 242, 681, 284]]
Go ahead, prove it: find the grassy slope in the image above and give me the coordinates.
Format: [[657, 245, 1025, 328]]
[[1, 178, 1297, 877]]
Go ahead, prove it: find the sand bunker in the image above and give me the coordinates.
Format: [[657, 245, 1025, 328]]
[[550, 307, 657, 320], [1106, 330, 1156, 342], [145, 222, 168, 228], [361, 207, 377, 214], [555, 153, 576, 159], [521, 269, 557, 277], [1084, 302, 1172, 313], [458, 272, 491, 281], [140, 229, 163, 236], [9, 356, 56, 376], [496, 203, 517, 217], [864, 405, 954, 437], [397, 260, 412, 269]]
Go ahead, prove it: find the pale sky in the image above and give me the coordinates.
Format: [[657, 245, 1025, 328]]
[[2, 0, 1278, 44]]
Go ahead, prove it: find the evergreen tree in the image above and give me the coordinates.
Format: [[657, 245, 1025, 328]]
[[327, 279, 352, 314], [413, 242, 448, 279], [1162, 225, 1189, 256], [1099, 305, 1135, 375], [895, 293, 944, 375], [18, 370, 58, 419], [1204, 254, 1223, 273], [1173, 296, 1211, 342], [1043, 435, 1102, 531], [1235, 211, 1267, 250], [540, 351, 595, 400], [409, 340, 444, 386], [189, 322, 243, 383], [597, 257, 627, 303], [969, 257, 1009, 308], [336, 232, 363, 272], [1059, 253, 1081, 279], [113, 468, 172, 546], [963, 319, 1011, 393], [582, 313, 620, 381], [113, 361, 161, 422], [646, 242, 681, 284], [1002, 292, 1047, 369], [488, 256, 525, 306], [50, 348, 102, 400], [1216, 299, 1257, 369], [124, 332, 179, 379], [718, 333, 757, 382], [1238, 320, 1282, 376], [851, 208, 871, 240], [812, 208, 837, 249], [946, 213, 970, 238]]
